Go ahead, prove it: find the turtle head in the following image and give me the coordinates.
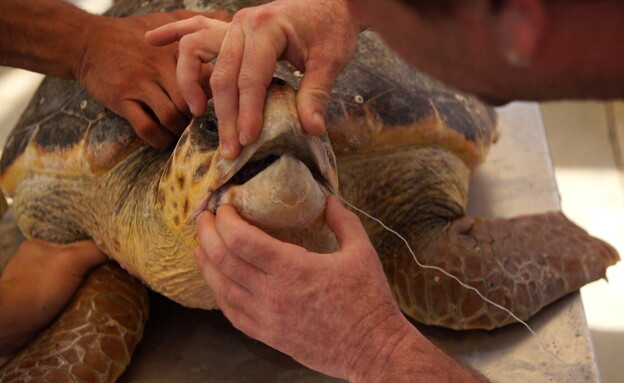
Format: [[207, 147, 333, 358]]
[[157, 78, 339, 251]]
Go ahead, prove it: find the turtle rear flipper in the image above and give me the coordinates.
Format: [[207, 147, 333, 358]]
[[0, 263, 149, 382], [396, 212, 619, 330]]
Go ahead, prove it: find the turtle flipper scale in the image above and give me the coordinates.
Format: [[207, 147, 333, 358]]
[[338, 146, 618, 330], [397, 212, 620, 330], [0, 263, 149, 382]]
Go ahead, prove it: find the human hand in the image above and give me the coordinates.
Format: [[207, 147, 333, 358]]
[[194, 195, 410, 380], [145, 14, 230, 117], [149, 0, 361, 159], [0, 239, 107, 355], [74, 11, 229, 148]]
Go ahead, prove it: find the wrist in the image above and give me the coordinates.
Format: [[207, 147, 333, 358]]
[[70, 12, 105, 82], [347, 316, 489, 383], [345, 313, 412, 383], [337, 0, 369, 33]]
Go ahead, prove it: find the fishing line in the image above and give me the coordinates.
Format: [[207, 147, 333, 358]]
[[329, 189, 565, 364]]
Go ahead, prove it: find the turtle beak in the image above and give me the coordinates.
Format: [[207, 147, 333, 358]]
[[202, 79, 339, 230], [210, 153, 329, 230]]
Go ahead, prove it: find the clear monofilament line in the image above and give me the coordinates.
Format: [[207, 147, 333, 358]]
[[330, 191, 564, 363]]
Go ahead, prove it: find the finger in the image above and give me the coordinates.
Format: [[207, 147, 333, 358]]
[[142, 83, 190, 136], [201, 11, 234, 23], [154, 44, 193, 119], [236, 32, 283, 146], [145, 15, 229, 46], [221, 304, 264, 341], [65, 240, 109, 270], [177, 30, 222, 116], [196, 212, 265, 289], [210, 25, 246, 160], [324, 195, 371, 250], [199, 62, 216, 99], [116, 101, 175, 148], [295, 58, 343, 137], [194, 247, 258, 311], [195, 210, 224, 256], [212, 204, 294, 273], [157, 61, 192, 120], [193, 246, 263, 338]]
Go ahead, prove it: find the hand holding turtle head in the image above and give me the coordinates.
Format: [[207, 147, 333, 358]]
[[146, 15, 231, 119], [75, 10, 233, 149], [147, 0, 362, 160], [0, 2, 223, 148]]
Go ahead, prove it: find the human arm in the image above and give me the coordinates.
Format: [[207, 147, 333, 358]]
[[147, 0, 362, 159], [0, 0, 228, 147], [194, 196, 489, 382], [0, 239, 107, 355]]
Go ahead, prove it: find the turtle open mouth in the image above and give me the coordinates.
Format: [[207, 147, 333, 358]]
[[205, 150, 331, 215], [227, 154, 280, 186], [198, 77, 338, 224], [229, 153, 329, 187]]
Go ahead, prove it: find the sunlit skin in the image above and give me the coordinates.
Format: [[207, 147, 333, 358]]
[[0, 0, 229, 148]]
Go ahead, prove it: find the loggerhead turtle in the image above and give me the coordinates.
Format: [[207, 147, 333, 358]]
[[0, 0, 619, 380]]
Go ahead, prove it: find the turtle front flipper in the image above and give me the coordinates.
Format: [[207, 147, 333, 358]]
[[401, 212, 619, 330], [338, 145, 619, 330], [0, 262, 149, 382]]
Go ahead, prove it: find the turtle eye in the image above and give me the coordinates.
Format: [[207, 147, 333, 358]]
[[270, 77, 288, 87]]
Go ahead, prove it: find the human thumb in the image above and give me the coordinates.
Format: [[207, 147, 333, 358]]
[[324, 195, 371, 250]]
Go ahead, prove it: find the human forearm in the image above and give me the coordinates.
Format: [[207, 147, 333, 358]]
[[0, 0, 96, 79], [348, 317, 490, 383], [0, 239, 106, 355], [0, 280, 44, 355]]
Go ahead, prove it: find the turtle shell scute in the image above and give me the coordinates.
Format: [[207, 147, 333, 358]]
[[86, 112, 142, 172], [33, 113, 87, 151], [0, 77, 83, 173], [367, 88, 434, 127]]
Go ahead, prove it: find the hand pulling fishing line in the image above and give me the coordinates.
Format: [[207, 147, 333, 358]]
[[329, 189, 565, 363]]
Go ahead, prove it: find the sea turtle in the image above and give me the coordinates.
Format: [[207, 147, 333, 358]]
[[0, 0, 619, 381]]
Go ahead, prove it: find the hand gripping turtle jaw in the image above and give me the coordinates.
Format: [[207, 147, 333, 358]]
[[157, 77, 341, 255]]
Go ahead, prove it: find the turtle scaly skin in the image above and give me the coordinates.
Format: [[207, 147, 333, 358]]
[[0, 0, 619, 380], [0, 263, 148, 383]]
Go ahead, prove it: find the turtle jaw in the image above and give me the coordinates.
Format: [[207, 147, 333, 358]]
[[208, 153, 329, 231], [200, 79, 339, 232], [203, 130, 338, 230]]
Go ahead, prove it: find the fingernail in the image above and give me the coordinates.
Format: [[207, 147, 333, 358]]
[[189, 105, 197, 117], [312, 112, 325, 134], [191, 103, 202, 117], [239, 131, 250, 146], [221, 142, 232, 158]]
